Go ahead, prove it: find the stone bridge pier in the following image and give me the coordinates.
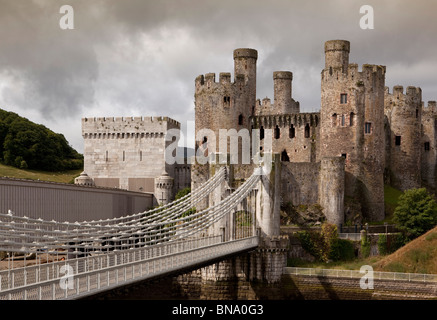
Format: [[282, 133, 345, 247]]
[[176, 154, 288, 298]]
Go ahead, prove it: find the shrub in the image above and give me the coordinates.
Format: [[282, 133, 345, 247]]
[[393, 188, 437, 241], [361, 235, 371, 258], [377, 234, 388, 255], [297, 223, 352, 262]]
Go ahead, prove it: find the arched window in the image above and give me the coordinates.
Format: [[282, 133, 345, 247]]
[[281, 150, 290, 162], [274, 125, 280, 139], [289, 124, 295, 139], [304, 124, 310, 138], [350, 112, 355, 126], [260, 126, 265, 140], [332, 113, 337, 127]]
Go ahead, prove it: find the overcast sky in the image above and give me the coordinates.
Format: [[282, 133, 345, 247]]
[[0, 0, 436, 153]]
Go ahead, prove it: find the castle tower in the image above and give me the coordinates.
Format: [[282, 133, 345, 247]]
[[81, 116, 182, 202], [384, 86, 422, 191], [421, 101, 437, 193], [233, 48, 257, 105], [320, 40, 386, 222], [193, 49, 258, 206], [324, 40, 350, 72], [319, 157, 345, 227]]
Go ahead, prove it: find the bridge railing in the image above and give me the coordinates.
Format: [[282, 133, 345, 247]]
[[285, 267, 437, 282], [0, 236, 259, 300]]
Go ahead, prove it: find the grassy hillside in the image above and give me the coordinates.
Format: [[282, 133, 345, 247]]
[[0, 108, 83, 171], [0, 162, 82, 184], [372, 226, 437, 274]]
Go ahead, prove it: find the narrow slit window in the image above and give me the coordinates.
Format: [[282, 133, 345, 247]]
[[304, 124, 310, 138], [425, 142, 430, 151], [238, 114, 243, 125], [289, 124, 295, 139], [365, 122, 372, 134], [341, 114, 345, 127], [395, 136, 401, 146], [274, 125, 280, 139], [224, 96, 231, 106], [340, 93, 347, 104], [350, 112, 354, 126]]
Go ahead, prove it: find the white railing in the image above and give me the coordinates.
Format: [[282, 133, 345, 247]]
[[338, 233, 362, 241], [285, 267, 437, 283], [0, 236, 259, 300]]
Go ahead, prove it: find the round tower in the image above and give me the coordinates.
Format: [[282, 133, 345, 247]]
[[233, 48, 257, 105], [155, 171, 174, 206], [74, 171, 95, 186], [319, 157, 345, 227], [324, 40, 350, 72], [320, 40, 386, 222], [384, 85, 422, 190], [273, 71, 296, 114]]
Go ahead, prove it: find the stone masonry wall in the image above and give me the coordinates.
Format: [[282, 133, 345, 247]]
[[384, 86, 422, 191], [81, 116, 183, 197], [320, 40, 386, 222], [421, 101, 437, 193]]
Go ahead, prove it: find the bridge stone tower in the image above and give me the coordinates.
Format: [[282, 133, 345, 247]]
[[155, 171, 174, 206], [320, 40, 386, 222]]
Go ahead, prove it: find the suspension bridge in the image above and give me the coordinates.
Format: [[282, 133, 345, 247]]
[[0, 166, 266, 300]]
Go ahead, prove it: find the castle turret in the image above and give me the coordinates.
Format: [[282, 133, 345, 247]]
[[421, 101, 437, 193], [233, 48, 257, 105], [384, 85, 422, 191], [324, 40, 350, 72], [273, 71, 300, 114], [155, 171, 174, 206], [320, 40, 386, 222]]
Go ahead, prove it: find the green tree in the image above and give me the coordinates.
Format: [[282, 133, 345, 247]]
[[393, 188, 437, 241]]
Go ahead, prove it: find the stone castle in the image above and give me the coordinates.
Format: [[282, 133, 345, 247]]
[[77, 39, 437, 226]]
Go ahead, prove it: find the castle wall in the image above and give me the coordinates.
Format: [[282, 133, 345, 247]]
[[280, 161, 320, 206], [421, 101, 437, 192], [320, 40, 386, 222], [251, 113, 320, 163], [384, 86, 422, 191], [81, 116, 183, 200]]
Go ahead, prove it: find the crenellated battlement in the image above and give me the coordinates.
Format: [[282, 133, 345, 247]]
[[422, 101, 437, 115], [256, 97, 273, 108], [81, 115, 180, 137], [322, 63, 386, 84], [251, 112, 320, 128], [195, 72, 245, 94], [385, 85, 422, 100]]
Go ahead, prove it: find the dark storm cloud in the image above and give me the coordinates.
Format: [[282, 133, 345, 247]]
[[0, 0, 436, 152]]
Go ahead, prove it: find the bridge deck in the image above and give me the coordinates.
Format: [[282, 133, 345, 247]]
[[0, 236, 258, 300]]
